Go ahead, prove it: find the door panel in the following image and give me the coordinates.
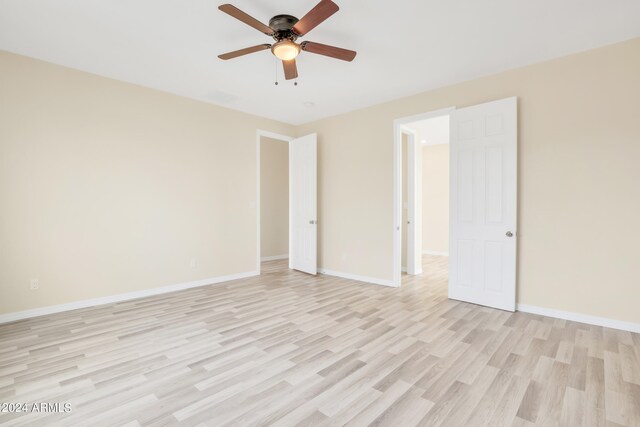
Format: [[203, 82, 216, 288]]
[[449, 97, 517, 311], [289, 133, 317, 275]]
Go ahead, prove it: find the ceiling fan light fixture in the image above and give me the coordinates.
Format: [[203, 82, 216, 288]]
[[217, 1, 356, 80], [272, 40, 300, 61]]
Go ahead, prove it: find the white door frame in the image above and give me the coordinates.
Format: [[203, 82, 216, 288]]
[[393, 107, 456, 287], [256, 129, 294, 272]]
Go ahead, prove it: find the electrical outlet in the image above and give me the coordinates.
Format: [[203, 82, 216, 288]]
[[30, 279, 39, 291], [189, 259, 197, 269]]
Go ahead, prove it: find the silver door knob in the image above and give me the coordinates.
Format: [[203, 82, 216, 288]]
[[506, 231, 513, 237]]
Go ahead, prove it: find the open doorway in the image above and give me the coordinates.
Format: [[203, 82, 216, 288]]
[[257, 130, 318, 275], [393, 107, 454, 285], [257, 131, 292, 272], [394, 98, 517, 311], [406, 115, 450, 259]]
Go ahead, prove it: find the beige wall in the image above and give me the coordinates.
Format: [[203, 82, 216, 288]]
[[421, 145, 449, 254], [297, 37, 640, 324], [260, 137, 288, 258], [2, 37, 640, 325], [0, 51, 294, 314]]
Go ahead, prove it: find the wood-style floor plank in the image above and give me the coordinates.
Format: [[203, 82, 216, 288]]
[[1, 256, 639, 426]]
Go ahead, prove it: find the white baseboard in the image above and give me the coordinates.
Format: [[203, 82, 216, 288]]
[[261, 254, 288, 262], [422, 250, 449, 256], [9, 271, 636, 334], [317, 268, 397, 288], [0, 271, 259, 324], [401, 267, 423, 275], [400, 267, 422, 276], [517, 304, 640, 334]]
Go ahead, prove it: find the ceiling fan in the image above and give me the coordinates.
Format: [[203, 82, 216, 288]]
[[217, 0, 357, 80]]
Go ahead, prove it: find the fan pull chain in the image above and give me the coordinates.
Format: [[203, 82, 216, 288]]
[[273, 58, 299, 86], [274, 58, 279, 86]]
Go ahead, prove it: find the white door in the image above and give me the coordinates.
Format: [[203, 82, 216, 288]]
[[289, 133, 317, 275], [449, 97, 517, 311]]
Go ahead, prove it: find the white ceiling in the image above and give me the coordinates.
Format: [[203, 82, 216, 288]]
[[1, 1, 639, 125], [405, 116, 449, 146]]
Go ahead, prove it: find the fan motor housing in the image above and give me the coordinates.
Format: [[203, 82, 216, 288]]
[[269, 14, 299, 41], [269, 14, 298, 31]]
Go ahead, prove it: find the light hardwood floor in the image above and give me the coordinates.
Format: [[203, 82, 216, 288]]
[[1, 256, 639, 426]]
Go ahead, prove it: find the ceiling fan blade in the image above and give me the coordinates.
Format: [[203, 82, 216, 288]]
[[219, 4, 274, 35], [283, 59, 298, 80], [218, 44, 271, 60], [300, 41, 356, 61], [292, 0, 339, 36]]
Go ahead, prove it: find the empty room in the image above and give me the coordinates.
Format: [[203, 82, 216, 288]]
[[1, 1, 639, 425]]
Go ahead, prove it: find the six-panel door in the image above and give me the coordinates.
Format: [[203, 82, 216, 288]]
[[449, 97, 517, 311]]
